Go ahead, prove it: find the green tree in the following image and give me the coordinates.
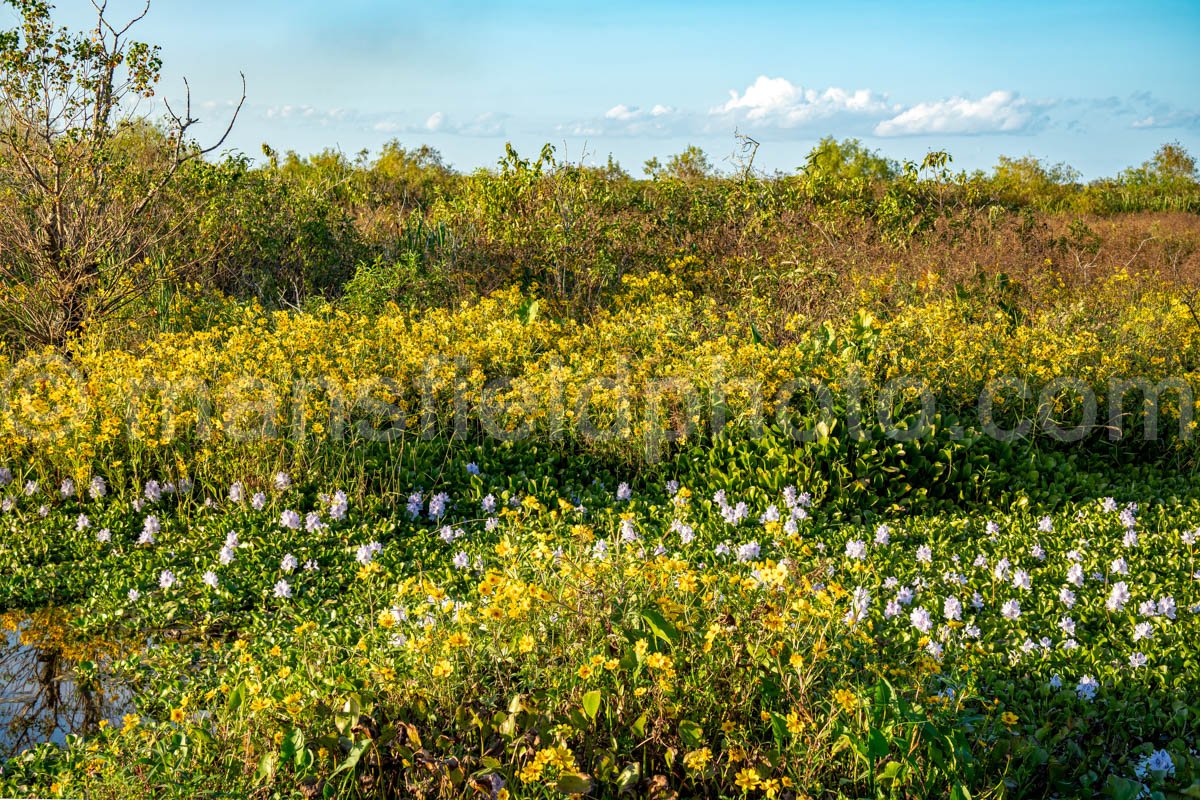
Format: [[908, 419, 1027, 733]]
[[988, 154, 1081, 210], [0, 0, 243, 347], [801, 137, 897, 182], [644, 145, 714, 180]]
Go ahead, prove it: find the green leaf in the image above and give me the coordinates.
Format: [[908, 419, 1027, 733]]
[[678, 719, 704, 748], [616, 762, 641, 795], [253, 752, 277, 785], [768, 712, 788, 746], [877, 761, 905, 784], [518, 298, 540, 325], [280, 727, 305, 763], [866, 728, 890, 759], [641, 608, 679, 644], [1103, 776, 1145, 800], [556, 773, 594, 794], [227, 683, 245, 713], [332, 740, 370, 777], [581, 689, 602, 721]]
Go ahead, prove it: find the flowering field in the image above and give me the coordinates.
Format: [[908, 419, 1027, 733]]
[[0, 455, 1197, 798], [2, 257, 1200, 799], [2, 0, 1200, 792]]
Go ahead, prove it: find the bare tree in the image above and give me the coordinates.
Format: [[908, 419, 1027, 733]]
[[0, 0, 244, 347]]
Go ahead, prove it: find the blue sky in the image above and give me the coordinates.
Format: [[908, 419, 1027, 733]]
[[29, 0, 1200, 176]]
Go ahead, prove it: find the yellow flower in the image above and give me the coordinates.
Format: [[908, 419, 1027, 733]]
[[1001, 711, 1018, 727], [734, 767, 761, 791], [518, 634, 535, 653], [786, 711, 805, 736], [832, 688, 860, 713], [683, 747, 712, 772], [432, 659, 453, 679], [576, 664, 595, 680], [169, 707, 186, 724], [645, 652, 672, 671]]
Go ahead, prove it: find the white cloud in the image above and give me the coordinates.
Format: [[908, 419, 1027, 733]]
[[603, 103, 677, 122], [713, 76, 892, 127], [425, 111, 446, 131], [572, 78, 895, 140], [564, 103, 685, 137], [874, 90, 1039, 136], [261, 104, 350, 125], [605, 104, 639, 121], [1120, 94, 1200, 131]]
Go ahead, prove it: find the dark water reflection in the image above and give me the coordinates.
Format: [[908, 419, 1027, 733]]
[[0, 630, 131, 758]]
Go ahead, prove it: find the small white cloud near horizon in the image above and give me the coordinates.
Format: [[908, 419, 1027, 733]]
[[372, 111, 506, 137], [874, 90, 1039, 136], [261, 104, 350, 125], [713, 76, 893, 127], [604, 103, 677, 121], [1128, 109, 1200, 131], [564, 102, 684, 137]]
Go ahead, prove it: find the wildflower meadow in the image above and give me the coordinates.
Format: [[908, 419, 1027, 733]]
[[2, 3, 1200, 797]]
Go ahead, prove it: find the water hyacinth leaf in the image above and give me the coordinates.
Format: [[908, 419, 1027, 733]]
[[1102, 776, 1144, 800]]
